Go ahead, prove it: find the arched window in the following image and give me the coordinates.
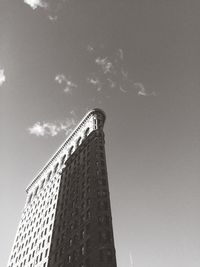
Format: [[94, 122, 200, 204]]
[[76, 137, 82, 147], [54, 163, 59, 174], [40, 179, 45, 189], [85, 127, 90, 137], [69, 146, 74, 156], [61, 154, 66, 165], [47, 171, 52, 182], [28, 193, 33, 203], [34, 186, 39, 196]]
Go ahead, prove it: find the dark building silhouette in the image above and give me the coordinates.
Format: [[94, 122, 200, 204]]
[[7, 109, 117, 267]]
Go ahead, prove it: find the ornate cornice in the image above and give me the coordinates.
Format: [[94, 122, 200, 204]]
[[26, 108, 106, 194]]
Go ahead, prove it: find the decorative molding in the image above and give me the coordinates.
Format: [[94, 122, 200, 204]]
[[26, 109, 106, 194]]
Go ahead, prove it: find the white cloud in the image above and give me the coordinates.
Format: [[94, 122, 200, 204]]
[[48, 15, 58, 21], [87, 77, 99, 85], [24, 0, 48, 10], [55, 74, 66, 84], [87, 76, 102, 92], [28, 117, 76, 137], [55, 74, 77, 93], [87, 45, 94, 52], [95, 57, 114, 74], [119, 86, 127, 93], [0, 68, 6, 86], [134, 82, 156, 96]]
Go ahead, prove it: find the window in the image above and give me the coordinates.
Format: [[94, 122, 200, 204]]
[[106, 249, 112, 262], [76, 137, 82, 147], [99, 249, 104, 262], [61, 154, 66, 165], [87, 210, 91, 220], [80, 229, 85, 239], [40, 179, 45, 189], [34, 186, 39, 196], [80, 245, 85, 255], [98, 200, 108, 210], [86, 198, 91, 206], [98, 178, 106, 186], [28, 193, 33, 203], [69, 146, 74, 156], [45, 248, 48, 257], [69, 239, 72, 246], [47, 171, 52, 182], [85, 258, 90, 267], [85, 127, 90, 137], [86, 239, 90, 252], [73, 250, 78, 261], [54, 163, 59, 174], [68, 255, 71, 263]]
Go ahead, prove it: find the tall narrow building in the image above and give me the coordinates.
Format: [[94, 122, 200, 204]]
[[7, 109, 117, 267]]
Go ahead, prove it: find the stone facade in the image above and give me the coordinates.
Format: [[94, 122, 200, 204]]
[[7, 109, 117, 267]]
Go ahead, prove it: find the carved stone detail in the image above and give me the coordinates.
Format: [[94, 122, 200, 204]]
[[26, 109, 105, 196]]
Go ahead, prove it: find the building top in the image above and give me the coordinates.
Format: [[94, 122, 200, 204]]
[[26, 108, 106, 194]]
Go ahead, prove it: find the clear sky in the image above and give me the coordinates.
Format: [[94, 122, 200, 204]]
[[1, 1, 200, 266]]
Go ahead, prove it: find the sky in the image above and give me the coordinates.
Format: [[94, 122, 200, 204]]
[[1, 0, 200, 266]]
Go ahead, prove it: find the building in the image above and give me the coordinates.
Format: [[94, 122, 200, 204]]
[[7, 108, 117, 267]]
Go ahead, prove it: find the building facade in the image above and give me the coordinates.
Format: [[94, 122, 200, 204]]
[[7, 109, 117, 267]]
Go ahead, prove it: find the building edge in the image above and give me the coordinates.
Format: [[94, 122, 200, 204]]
[[26, 108, 106, 194]]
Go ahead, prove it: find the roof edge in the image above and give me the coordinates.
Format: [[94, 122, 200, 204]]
[[26, 108, 105, 193]]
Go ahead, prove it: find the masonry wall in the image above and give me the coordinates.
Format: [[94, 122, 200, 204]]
[[48, 129, 117, 267], [7, 109, 117, 267]]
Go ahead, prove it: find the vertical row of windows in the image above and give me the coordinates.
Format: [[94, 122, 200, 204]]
[[9, 119, 114, 267], [8, 169, 61, 267]]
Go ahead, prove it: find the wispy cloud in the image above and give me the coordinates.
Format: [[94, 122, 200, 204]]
[[48, 15, 58, 21], [117, 48, 124, 60], [119, 86, 127, 93], [86, 46, 157, 99], [0, 67, 6, 86], [87, 45, 94, 52], [24, 0, 68, 21], [95, 57, 114, 74], [87, 75, 102, 92], [24, 0, 48, 10], [107, 78, 116, 88], [87, 77, 99, 85], [28, 117, 76, 137], [55, 74, 77, 93], [134, 82, 156, 96], [88, 48, 131, 94]]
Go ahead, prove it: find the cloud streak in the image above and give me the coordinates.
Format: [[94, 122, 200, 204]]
[[48, 15, 58, 21], [28, 117, 76, 137], [87, 45, 94, 52], [134, 82, 156, 96], [87, 75, 102, 91], [87, 47, 131, 94], [119, 86, 127, 93], [95, 57, 114, 74], [86, 46, 157, 99], [24, 0, 48, 10], [55, 74, 77, 93], [0, 67, 6, 86]]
